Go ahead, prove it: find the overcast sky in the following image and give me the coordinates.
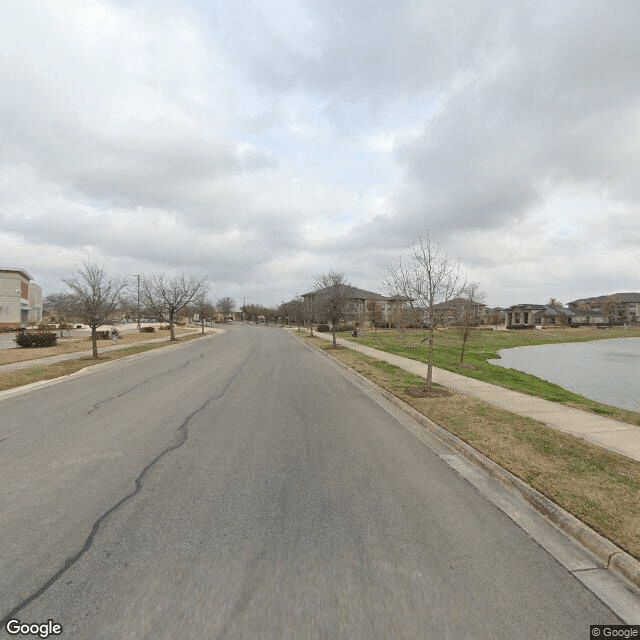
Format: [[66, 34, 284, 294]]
[[2, 0, 639, 307]]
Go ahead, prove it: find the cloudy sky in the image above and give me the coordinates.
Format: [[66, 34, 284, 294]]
[[2, 0, 639, 307]]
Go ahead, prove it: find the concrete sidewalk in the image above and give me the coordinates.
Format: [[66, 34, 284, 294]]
[[0, 329, 217, 374], [310, 330, 640, 463]]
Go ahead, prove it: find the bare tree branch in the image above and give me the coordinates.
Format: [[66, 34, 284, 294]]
[[216, 297, 236, 321], [313, 271, 350, 347], [454, 281, 485, 364], [62, 261, 127, 358], [141, 272, 208, 341], [383, 233, 466, 387]]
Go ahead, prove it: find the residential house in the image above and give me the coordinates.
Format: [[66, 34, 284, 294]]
[[505, 303, 606, 327], [426, 297, 486, 326], [568, 293, 640, 325], [504, 304, 544, 326], [0, 267, 43, 329], [301, 285, 407, 326], [482, 307, 506, 326]]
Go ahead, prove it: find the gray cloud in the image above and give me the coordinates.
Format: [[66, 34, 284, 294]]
[[1, 0, 639, 307]]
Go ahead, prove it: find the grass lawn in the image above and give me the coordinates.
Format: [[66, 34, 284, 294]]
[[0, 332, 205, 392], [338, 326, 640, 426], [302, 334, 640, 559], [0, 327, 204, 366]]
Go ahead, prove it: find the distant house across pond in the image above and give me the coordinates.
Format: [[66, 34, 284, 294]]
[[568, 293, 640, 326], [505, 303, 606, 327]]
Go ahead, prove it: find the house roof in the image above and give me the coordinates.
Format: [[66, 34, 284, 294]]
[[433, 297, 486, 309], [507, 303, 547, 310], [302, 284, 390, 301], [568, 292, 640, 305], [534, 306, 576, 318]]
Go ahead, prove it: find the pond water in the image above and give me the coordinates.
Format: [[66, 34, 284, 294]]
[[488, 337, 640, 412]]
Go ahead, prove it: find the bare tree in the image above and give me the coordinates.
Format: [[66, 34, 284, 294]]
[[602, 295, 617, 327], [142, 273, 208, 341], [278, 297, 305, 330], [216, 296, 236, 321], [194, 293, 215, 334], [43, 291, 75, 335], [455, 282, 485, 364], [366, 300, 383, 331], [62, 261, 127, 358], [383, 233, 465, 388], [43, 292, 75, 324], [314, 271, 350, 347]]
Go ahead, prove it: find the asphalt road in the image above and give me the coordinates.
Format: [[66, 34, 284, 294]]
[[0, 325, 621, 638]]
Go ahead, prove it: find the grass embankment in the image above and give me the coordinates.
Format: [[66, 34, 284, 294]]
[[0, 332, 205, 392], [303, 335, 640, 559], [342, 326, 640, 426]]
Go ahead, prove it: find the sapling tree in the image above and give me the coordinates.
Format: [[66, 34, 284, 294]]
[[384, 233, 466, 388], [313, 271, 350, 347]]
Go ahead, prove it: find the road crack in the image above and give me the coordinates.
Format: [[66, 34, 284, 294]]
[[86, 348, 211, 415], [1, 356, 246, 626]]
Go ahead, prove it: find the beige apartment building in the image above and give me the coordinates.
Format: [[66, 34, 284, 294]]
[[0, 267, 43, 329]]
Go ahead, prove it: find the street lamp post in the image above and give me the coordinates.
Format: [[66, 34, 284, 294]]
[[132, 274, 140, 330]]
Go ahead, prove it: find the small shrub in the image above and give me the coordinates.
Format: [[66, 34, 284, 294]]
[[97, 330, 110, 339], [316, 324, 331, 332], [76, 325, 82, 329], [507, 323, 535, 330], [14, 331, 58, 348], [140, 326, 155, 333]]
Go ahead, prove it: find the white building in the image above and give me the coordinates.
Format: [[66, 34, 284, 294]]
[[0, 268, 43, 329]]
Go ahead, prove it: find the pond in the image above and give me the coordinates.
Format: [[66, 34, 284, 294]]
[[488, 337, 640, 412]]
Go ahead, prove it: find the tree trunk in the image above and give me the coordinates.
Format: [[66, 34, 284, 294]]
[[201, 318, 205, 334], [460, 330, 468, 364], [169, 312, 176, 341], [332, 327, 337, 348], [91, 328, 98, 359], [426, 334, 434, 388]]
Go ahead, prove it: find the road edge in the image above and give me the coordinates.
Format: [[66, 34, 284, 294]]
[[293, 331, 640, 595]]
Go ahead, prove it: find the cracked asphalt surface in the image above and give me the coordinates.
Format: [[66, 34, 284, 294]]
[[0, 325, 621, 638]]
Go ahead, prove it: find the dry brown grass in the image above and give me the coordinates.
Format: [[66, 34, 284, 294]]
[[302, 335, 640, 559], [0, 333, 205, 392], [0, 328, 188, 366]]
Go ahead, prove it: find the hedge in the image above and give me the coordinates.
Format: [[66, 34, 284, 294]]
[[14, 331, 58, 348]]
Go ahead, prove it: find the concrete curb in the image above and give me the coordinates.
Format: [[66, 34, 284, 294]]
[[294, 332, 640, 592], [0, 332, 220, 403]]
